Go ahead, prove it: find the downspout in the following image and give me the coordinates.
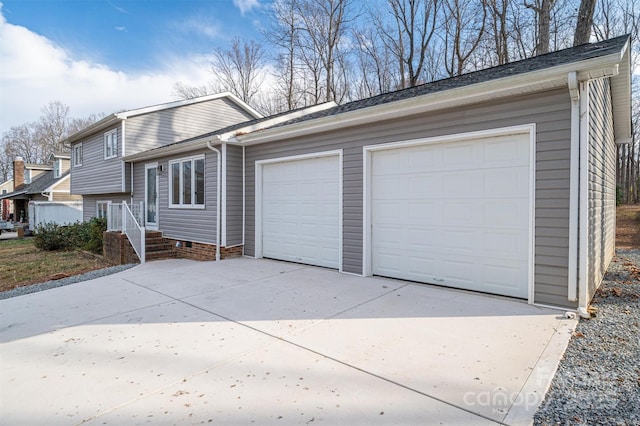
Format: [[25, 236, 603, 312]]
[[207, 136, 222, 261], [567, 71, 580, 304], [577, 80, 591, 318]]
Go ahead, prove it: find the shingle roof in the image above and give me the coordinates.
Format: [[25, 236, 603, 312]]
[[269, 34, 629, 128], [0, 171, 70, 199]]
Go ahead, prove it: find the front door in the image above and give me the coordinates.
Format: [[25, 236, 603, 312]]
[[145, 163, 159, 229]]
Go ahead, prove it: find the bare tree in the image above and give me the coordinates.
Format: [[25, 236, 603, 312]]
[[1, 102, 104, 176], [574, 0, 597, 45], [172, 82, 211, 100], [525, 0, 557, 54], [374, 0, 440, 88], [265, 0, 305, 110], [352, 26, 397, 97], [211, 38, 266, 104], [295, 0, 352, 103], [442, 0, 488, 77], [487, 0, 511, 64]]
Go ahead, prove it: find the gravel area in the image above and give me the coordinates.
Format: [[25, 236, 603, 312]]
[[534, 249, 640, 426], [0, 264, 137, 300]]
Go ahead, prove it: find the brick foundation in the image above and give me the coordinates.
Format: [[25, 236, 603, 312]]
[[168, 239, 217, 261], [103, 231, 140, 265], [166, 238, 243, 261], [220, 245, 243, 259]]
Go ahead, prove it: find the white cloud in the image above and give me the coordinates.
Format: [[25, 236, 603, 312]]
[[178, 17, 220, 39], [114, 26, 127, 32], [233, 0, 260, 15], [0, 6, 212, 136]]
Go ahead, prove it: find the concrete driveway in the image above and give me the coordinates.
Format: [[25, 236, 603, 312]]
[[0, 258, 576, 425]]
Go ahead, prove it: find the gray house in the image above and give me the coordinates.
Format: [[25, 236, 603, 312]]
[[74, 36, 632, 315], [63, 93, 261, 220]]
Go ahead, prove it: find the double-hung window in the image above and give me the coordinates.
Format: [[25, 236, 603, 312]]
[[169, 156, 205, 208], [104, 130, 118, 159], [53, 159, 61, 178], [73, 143, 83, 167], [96, 201, 110, 219]]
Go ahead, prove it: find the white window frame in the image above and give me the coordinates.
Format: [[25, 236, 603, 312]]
[[96, 200, 111, 219], [24, 169, 31, 184], [73, 143, 83, 167], [168, 155, 205, 209], [104, 130, 118, 159], [53, 159, 61, 178]]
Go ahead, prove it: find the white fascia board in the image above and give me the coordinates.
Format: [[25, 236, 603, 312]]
[[63, 114, 122, 146], [237, 52, 627, 145], [123, 103, 337, 162], [116, 92, 262, 120], [62, 93, 262, 148], [123, 139, 212, 162], [43, 174, 70, 193]]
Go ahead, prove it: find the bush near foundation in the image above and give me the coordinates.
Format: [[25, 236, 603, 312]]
[[34, 217, 107, 253]]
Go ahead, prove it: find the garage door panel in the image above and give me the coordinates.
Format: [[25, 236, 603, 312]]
[[371, 133, 530, 299], [261, 155, 340, 269]]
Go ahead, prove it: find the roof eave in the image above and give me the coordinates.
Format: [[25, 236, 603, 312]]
[[122, 102, 338, 162], [237, 50, 628, 145]]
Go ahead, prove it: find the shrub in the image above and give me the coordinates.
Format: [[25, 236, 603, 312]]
[[34, 218, 107, 253]]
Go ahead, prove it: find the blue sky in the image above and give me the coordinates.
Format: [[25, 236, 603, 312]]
[[0, 0, 267, 135]]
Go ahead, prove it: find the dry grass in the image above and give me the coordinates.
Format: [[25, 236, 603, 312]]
[[616, 204, 640, 250], [0, 238, 112, 292]]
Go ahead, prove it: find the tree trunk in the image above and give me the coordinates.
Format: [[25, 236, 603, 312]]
[[574, 0, 597, 46]]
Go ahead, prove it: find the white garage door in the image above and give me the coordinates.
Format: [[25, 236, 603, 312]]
[[261, 155, 340, 269], [371, 133, 531, 298]]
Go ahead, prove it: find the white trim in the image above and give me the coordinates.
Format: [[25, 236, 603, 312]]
[[255, 150, 343, 272], [122, 103, 337, 163], [72, 143, 83, 167], [121, 121, 126, 192], [242, 145, 246, 248], [60, 92, 263, 147], [168, 154, 206, 209], [144, 163, 159, 230], [221, 143, 227, 247], [528, 124, 537, 305], [237, 50, 626, 146], [578, 81, 591, 316], [567, 72, 580, 302], [104, 129, 118, 160], [115, 92, 262, 120], [96, 200, 112, 220], [362, 124, 536, 303]]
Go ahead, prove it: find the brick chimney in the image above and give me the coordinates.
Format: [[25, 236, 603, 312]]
[[13, 156, 25, 190]]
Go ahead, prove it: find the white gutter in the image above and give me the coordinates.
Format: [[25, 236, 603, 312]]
[[206, 136, 223, 261], [567, 72, 580, 303], [237, 53, 624, 146], [577, 80, 591, 318]]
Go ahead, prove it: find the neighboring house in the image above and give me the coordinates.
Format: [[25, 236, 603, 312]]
[[0, 155, 82, 225], [61, 93, 261, 221], [0, 179, 13, 220], [84, 35, 631, 315]]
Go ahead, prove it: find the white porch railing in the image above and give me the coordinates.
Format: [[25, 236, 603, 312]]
[[108, 201, 145, 264], [107, 203, 122, 231], [123, 201, 145, 264], [107, 202, 143, 231]]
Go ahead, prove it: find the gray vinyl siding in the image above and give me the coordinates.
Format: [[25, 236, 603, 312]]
[[71, 124, 124, 195], [226, 144, 244, 247], [132, 149, 218, 245], [125, 98, 255, 156], [82, 194, 130, 221], [586, 78, 616, 302], [245, 89, 573, 306]]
